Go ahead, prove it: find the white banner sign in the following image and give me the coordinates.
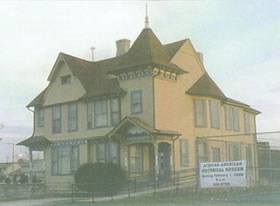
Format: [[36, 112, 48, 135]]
[[199, 160, 246, 188]]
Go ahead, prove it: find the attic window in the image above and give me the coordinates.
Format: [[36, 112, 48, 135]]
[[61, 75, 71, 85], [120, 73, 127, 80], [136, 70, 144, 78], [171, 73, 177, 80]]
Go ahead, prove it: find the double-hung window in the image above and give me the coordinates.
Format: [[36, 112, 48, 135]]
[[87, 102, 93, 129], [52, 105, 61, 134], [96, 143, 106, 163], [110, 98, 121, 126], [61, 75, 71, 85], [198, 142, 208, 162], [246, 145, 253, 168], [233, 108, 240, 131], [51, 145, 79, 175], [212, 148, 221, 162], [68, 103, 78, 132], [225, 106, 233, 130], [129, 144, 143, 173], [180, 140, 189, 167], [244, 112, 251, 134], [225, 106, 240, 131], [95, 141, 119, 164], [36, 107, 44, 127], [94, 100, 107, 127], [194, 99, 207, 127], [209, 100, 220, 129], [131, 90, 143, 114], [228, 143, 240, 161]]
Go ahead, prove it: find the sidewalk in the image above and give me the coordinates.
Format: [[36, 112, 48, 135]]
[[0, 182, 195, 206], [0, 198, 70, 206]]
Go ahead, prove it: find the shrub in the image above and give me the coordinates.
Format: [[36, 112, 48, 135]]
[[74, 162, 127, 196]]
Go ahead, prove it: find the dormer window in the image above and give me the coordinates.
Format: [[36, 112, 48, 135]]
[[144, 69, 151, 76], [128, 72, 135, 79], [119, 73, 127, 80], [171, 73, 177, 80], [61, 75, 71, 85], [136, 70, 144, 78], [165, 72, 171, 79]]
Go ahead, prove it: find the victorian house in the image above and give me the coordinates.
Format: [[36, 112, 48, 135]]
[[18, 18, 260, 189]]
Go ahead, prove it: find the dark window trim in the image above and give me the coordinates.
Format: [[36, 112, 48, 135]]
[[131, 90, 143, 115], [94, 100, 108, 128], [52, 105, 62, 134], [36, 107, 45, 128], [110, 98, 121, 126], [209, 100, 220, 129], [51, 145, 80, 176], [60, 75, 71, 85], [68, 103, 78, 132], [193, 99, 207, 128], [180, 140, 189, 167]]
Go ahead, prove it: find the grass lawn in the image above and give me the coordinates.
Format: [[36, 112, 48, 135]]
[[44, 190, 280, 206]]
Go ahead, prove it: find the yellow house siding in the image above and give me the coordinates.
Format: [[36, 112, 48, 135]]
[[34, 102, 113, 141], [119, 75, 154, 126], [43, 61, 86, 106]]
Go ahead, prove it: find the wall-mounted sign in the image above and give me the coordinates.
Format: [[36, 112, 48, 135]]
[[199, 160, 246, 188]]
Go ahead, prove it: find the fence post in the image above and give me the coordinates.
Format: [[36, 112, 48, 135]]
[[134, 178, 136, 194], [195, 138, 200, 193], [128, 180, 131, 198], [71, 184, 74, 203]]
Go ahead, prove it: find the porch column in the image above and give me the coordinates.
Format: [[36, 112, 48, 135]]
[[29, 148, 33, 183], [153, 144, 159, 177]]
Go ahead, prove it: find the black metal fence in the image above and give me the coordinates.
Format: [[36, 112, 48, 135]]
[[71, 168, 196, 202], [195, 131, 280, 201]]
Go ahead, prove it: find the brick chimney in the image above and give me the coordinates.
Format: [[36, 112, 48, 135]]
[[116, 39, 130, 56]]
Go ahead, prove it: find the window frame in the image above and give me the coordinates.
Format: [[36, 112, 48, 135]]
[[233, 108, 240, 131], [68, 103, 78, 132], [94, 100, 108, 128], [52, 105, 62, 134], [244, 112, 251, 134], [209, 100, 220, 129], [212, 147, 221, 162], [193, 99, 207, 128], [131, 90, 143, 114], [180, 140, 189, 167], [228, 143, 241, 161], [60, 75, 71, 85], [129, 144, 144, 173], [51, 145, 80, 176], [110, 98, 121, 126], [36, 107, 44, 128]]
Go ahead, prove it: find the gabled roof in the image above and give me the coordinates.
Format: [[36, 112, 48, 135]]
[[107, 116, 180, 138], [164, 39, 187, 60], [17, 135, 51, 150], [27, 86, 49, 107], [28, 28, 188, 107], [186, 72, 226, 100], [186, 73, 261, 114], [111, 28, 187, 74]]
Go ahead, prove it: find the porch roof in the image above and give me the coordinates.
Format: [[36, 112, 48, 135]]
[[107, 116, 181, 138], [17, 135, 52, 150]]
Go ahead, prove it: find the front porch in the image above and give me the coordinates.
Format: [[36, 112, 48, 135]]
[[107, 117, 181, 179]]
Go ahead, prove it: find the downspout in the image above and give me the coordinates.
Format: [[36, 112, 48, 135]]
[[253, 115, 258, 186], [26, 106, 35, 183], [172, 135, 180, 185]]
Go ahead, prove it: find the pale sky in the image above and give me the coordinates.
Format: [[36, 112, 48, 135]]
[[0, 1, 279, 162]]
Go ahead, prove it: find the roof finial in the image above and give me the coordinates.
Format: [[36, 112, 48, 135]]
[[144, 3, 150, 29]]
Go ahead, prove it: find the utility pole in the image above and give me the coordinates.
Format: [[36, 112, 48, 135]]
[[7, 143, 15, 174]]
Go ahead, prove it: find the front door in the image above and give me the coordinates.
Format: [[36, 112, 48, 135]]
[[158, 143, 170, 181]]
